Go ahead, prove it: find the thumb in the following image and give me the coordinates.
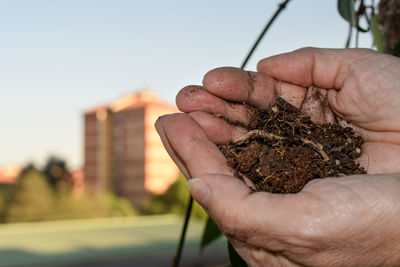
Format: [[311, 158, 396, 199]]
[[187, 174, 253, 240], [187, 173, 301, 249], [186, 174, 251, 213], [257, 47, 374, 89]]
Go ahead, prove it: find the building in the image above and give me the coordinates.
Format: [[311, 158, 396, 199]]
[[0, 165, 21, 184], [71, 169, 84, 196], [84, 91, 179, 205]]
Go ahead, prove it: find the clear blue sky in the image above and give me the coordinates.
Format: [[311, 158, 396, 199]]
[[0, 0, 373, 169]]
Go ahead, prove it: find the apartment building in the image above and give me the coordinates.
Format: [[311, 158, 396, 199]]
[[84, 91, 179, 205]]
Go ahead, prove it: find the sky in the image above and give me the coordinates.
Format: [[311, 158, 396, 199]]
[[0, 0, 373, 169]]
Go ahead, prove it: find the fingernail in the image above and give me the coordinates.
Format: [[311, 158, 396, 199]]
[[187, 178, 210, 209], [155, 114, 170, 130]]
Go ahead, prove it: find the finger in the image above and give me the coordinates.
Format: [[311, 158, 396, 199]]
[[358, 142, 400, 174], [163, 113, 233, 178], [189, 111, 247, 144], [176, 86, 252, 126], [257, 47, 373, 89], [155, 114, 191, 178], [202, 67, 307, 109], [180, 81, 336, 128], [346, 122, 400, 145]]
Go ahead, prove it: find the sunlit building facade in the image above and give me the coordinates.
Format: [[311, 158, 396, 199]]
[[84, 91, 179, 205]]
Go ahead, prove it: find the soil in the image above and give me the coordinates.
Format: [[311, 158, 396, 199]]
[[218, 96, 366, 193]]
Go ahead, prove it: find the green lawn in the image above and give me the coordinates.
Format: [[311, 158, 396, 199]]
[[0, 215, 227, 266]]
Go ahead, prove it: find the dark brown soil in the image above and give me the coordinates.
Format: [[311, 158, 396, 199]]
[[219, 96, 366, 193]]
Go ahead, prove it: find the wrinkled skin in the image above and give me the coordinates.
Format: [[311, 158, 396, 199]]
[[155, 48, 400, 266]]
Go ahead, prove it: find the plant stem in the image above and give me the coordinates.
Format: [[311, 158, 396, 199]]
[[355, 13, 360, 47], [345, 22, 353, 48], [240, 0, 292, 69], [172, 196, 193, 267]]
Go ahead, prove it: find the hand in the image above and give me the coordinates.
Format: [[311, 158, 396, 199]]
[[176, 48, 400, 174], [156, 48, 400, 266]]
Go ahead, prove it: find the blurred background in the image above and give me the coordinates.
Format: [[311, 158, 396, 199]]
[[0, 0, 389, 266]]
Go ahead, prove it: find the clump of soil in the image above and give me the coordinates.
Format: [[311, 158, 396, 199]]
[[219, 96, 366, 193]]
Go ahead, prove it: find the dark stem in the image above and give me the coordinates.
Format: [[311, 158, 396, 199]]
[[355, 6, 360, 48], [172, 196, 193, 267], [355, 0, 366, 48], [347, 0, 356, 48], [240, 0, 292, 69], [345, 22, 353, 48], [355, 17, 359, 48]]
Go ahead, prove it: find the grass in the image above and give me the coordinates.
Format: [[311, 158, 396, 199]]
[[0, 215, 226, 266]]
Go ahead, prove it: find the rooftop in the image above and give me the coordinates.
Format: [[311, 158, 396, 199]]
[[0, 165, 21, 184], [85, 90, 176, 115]]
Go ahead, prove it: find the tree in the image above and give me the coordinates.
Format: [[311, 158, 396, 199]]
[[0, 191, 4, 220], [378, 0, 400, 55], [4, 166, 55, 223], [141, 173, 207, 218], [42, 156, 74, 194]]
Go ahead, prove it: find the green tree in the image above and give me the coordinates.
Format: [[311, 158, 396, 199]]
[[0, 185, 13, 222], [0, 190, 4, 220], [4, 166, 55, 223], [1, 161, 136, 224], [42, 156, 73, 194], [104, 192, 136, 217], [141, 173, 207, 218]]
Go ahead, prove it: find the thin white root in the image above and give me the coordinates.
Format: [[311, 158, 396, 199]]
[[234, 130, 285, 145], [301, 138, 330, 161], [233, 129, 330, 161]]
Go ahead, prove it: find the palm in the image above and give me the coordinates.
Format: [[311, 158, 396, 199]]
[[325, 51, 400, 173]]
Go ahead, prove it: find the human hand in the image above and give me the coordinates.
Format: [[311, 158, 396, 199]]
[[176, 48, 400, 174], [156, 48, 400, 266]]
